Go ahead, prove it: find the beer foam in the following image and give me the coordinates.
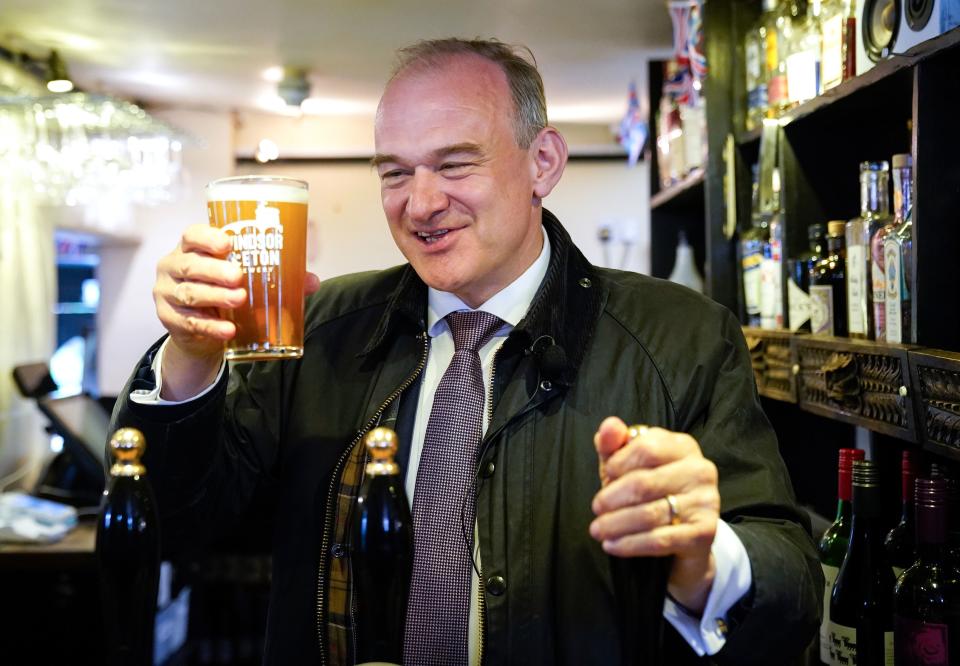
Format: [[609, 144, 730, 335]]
[[207, 181, 309, 204]]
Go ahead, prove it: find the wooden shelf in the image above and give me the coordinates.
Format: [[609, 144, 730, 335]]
[[650, 167, 705, 211], [744, 328, 960, 460]]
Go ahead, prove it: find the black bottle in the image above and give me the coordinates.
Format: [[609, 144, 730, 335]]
[[96, 428, 161, 666], [787, 223, 826, 332], [351, 427, 413, 665], [884, 449, 921, 576]]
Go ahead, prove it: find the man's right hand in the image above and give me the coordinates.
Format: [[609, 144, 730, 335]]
[[153, 224, 245, 400]]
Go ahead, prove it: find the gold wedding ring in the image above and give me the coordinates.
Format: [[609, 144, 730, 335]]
[[664, 494, 681, 526]]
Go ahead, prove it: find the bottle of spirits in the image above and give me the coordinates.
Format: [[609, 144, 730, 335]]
[[846, 161, 892, 339], [763, 0, 791, 114], [868, 161, 895, 341], [786, 0, 822, 106], [820, 0, 857, 90], [829, 459, 896, 666], [893, 477, 960, 665], [760, 167, 784, 329], [745, 19, 765, 131], [809, 220, 848, 336], [818, 447, 865, 665], [884, 450, 921, 577], [351, 427, 413, 666], [96, 428, 161, 666], [884, 153, 914, 344], [787, 223, 826, 331], [742, 167, 768, 327]]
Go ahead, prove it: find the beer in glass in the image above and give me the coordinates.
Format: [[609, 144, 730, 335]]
[[206, 176, 308, 360]]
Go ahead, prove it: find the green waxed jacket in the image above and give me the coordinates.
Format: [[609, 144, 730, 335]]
[[112, 210, 822, 665]]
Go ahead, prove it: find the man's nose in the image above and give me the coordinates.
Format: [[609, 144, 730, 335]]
[[407, 168, 449, 223]]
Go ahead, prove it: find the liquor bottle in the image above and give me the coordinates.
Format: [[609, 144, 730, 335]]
[[96, 427, 161, 666], [846, 161, 892, 339], [884, 450, 921, 577], [787, 223, 826, 332], [829, 459, 896, 666], [760, 167, 784, 329], [868, 161, 894, 341], [820, 0, 857, 90], [668, 231, 704, 293], [763, 0, 791, 114], [818, 447, 865, 665], [742, 167, 768, 327], [809, 221, 848, 336], [884, 153, 914, 343], [893, 478, 960, 665], [351, 427, 413, 666], [786, 0, 822, 106], [745, 20, 765, 131]]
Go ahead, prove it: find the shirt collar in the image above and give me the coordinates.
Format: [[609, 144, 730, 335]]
[[427, 226, 551, 338]]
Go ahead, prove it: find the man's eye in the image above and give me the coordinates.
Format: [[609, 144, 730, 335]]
[[380, 170, 407, 181], [439, 163, 471, 174]]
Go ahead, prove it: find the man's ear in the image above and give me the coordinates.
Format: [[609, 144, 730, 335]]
[[530, 127, 569, 201]]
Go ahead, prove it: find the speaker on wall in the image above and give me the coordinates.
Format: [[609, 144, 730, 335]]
[[857, 0, 900, 74], [893, 0, 960, 53]]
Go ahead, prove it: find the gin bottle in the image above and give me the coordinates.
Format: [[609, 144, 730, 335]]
[[846, 161, 892, 339], [884, 153, 914, 344]]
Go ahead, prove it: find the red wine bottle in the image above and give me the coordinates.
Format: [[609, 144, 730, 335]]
[[818, 448, 865, 665], [885, 450, 921, 576], [351, 427, 413, 666], [893, 478, 960, 666], [96, 428, 161, 666], [829, 459, 895, 666]]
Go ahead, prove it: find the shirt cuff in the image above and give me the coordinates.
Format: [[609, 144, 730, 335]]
[[128, 337, 226, 406], [662, 519, 753, 656]]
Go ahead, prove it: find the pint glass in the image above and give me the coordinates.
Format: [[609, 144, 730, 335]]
[[206, 176, 308, 361]]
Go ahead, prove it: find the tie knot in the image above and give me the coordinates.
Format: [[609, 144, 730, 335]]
[[445, 310, 503, 353]]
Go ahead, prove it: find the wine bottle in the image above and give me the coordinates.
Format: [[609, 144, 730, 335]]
[[818, 447, 865, 664], [809, 221, 848, 337], [96, 427, 161, 666], [893, 478, 960, 665], [352, 427, 414, 666], [885, 450, 921, 576], [829, 459, 895, 666]]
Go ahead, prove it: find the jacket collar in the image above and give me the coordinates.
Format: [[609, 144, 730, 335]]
[[360, 209, 604, 388]]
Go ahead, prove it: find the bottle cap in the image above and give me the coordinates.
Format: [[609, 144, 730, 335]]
[[915, 477, 948, 508], [364, 427, 400, 476], [827, 221, 846, 237], [109, 427, 147, 477], [859, 160, 890, 173], [837, 448, 865, 501], [892, 153, 912, 169], [852, 459, 880, 488]]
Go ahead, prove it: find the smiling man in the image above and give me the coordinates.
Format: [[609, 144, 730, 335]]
[[112, 39, 821, 665]]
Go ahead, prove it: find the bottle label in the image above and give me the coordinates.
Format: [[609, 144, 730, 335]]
[[746, 39, 761, 85], [872, 260, 887, 340], [788, 276, 811, 331], [885, 239, 903, 343], [822, 14, 844, 89], [743, 251, 763, 316], [847, 243, 867, 335], [810, 285, 834, 335], [769, 74, 788, 107], [760, 257, 776, 329], [828, 621, 857, 665], [895, 615, 949, 666], [819, 563, 840, 663], [787, 49, 818, 104]]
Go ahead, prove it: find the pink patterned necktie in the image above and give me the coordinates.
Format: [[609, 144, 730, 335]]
[[403, 310, 504, 665]]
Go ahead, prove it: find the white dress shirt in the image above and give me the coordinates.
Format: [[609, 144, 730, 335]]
[[133, 226, 752, 659]]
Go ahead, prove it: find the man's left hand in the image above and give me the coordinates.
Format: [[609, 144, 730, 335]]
[[590, 416, 720, 614]]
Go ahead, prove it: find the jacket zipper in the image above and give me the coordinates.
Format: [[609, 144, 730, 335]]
[[476, 346, 501, 666], [316, 331, 430, 665]]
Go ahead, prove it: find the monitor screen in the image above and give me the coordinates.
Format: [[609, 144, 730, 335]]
[[37, 394, 109, 478]]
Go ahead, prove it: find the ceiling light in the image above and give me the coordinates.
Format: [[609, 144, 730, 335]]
[[46, 50, 74, 93], [262, 66, 284, 83], [277, 67, 310, 107], [255, 139, 280, 163]]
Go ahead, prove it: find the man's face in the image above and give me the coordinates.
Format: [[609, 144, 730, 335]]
[[373, 55, 544, 308]]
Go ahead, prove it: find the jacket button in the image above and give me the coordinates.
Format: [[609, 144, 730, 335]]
[[540, 379, 553, 392], [486, 575, 506, 596], [482, 461, 496, 478], [579, 277, 592, 288], [331, 543, 346, 558]]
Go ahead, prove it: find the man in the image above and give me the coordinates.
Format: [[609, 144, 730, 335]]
[[113, 39, 821, 665]]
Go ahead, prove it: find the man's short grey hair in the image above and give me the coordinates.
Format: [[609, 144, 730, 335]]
[[390, 38, 548, 149]]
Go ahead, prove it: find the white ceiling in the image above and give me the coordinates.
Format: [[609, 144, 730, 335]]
[[0, 0, 673, 123]]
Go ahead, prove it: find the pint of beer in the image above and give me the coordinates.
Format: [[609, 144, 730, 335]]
[[206, 176, 308, 361]]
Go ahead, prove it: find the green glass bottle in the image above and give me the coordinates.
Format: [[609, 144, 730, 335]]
[[818, 447, 865, 664]]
